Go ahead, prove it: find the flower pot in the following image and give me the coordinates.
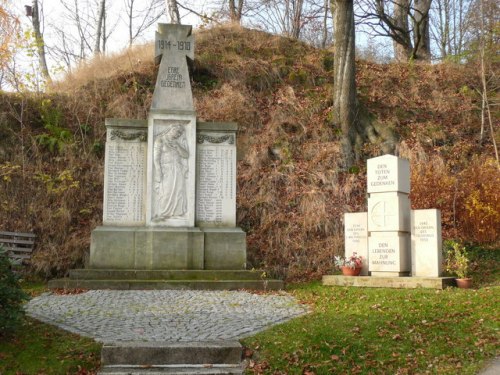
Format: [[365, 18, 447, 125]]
[[341, 266, 362, 276], [456, 278, 472, 289]]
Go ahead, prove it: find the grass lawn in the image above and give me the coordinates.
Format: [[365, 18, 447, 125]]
[[0, 282, 101, 375], [242, 283, 499, 374], [1, 248, 498, 374]]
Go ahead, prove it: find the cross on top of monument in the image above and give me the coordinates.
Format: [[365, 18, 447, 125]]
[[151, 24, 195, 112], [154, 24, 194, 65]]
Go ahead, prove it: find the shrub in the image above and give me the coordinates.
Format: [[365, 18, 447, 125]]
[[444, 240, 470, 279], [0, 246, 30, 336]]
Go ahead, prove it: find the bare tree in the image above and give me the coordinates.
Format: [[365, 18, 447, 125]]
[[166, 0, 180, 23], [246, 0, 325, 40], [356, 0, 432, 61], [94, 0, 105, 55], [430, 0, 473, 59], [28, 0, 51, 81], [124, 0, 163, 46], [228, 0, 245, 23]]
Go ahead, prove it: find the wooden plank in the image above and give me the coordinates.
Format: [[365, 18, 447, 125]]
[[2, 246, 33, 253], [9, 253, 31, 260], [0, 238, 35, 246], [0, 231, 36, 238]]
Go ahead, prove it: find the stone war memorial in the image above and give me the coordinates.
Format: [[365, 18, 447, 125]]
[[49, 24, 282, 291], [324, 154, 454, 289]]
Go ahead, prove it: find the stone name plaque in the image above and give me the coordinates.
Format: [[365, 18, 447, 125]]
[[411, 209, 442, 277], [344, 212, 369, 275], [196, 132, 236, 227], [103, 124, 147, 226]]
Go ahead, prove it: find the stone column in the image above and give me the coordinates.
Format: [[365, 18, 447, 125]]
[[367, 155, 411, 277]]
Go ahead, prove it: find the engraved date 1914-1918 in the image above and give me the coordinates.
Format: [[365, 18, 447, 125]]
[[158, 40, 191, 51]]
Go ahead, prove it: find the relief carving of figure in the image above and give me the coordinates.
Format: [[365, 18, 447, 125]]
[[153, 124, 189, 221]]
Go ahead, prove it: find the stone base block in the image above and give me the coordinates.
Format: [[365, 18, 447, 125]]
[[371, 271, 410, 277], [90, 226, 204, 270], [204, 228, 246, 270], [322, 275, 455, 289]]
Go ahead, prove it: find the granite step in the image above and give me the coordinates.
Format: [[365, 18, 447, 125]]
[[47, 278, 283, 291], [98, 365, 244, 374], [97, 341, 244, 375], [69, 269, 268, 281]]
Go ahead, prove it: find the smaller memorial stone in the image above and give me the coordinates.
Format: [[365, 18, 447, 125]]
[[344, 212, 369, 275], [411, 209, 442, 277], [367, 154, 410, 194]]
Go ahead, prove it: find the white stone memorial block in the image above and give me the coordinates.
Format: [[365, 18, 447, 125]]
[[103, 119, 147, 226], [196, 132, 237, 227], [146, 114, 197, 227], [368, 192, 411, 232], [369, 232, 410, 275], [411, 209, 442, 277], [367, 154, 410, 194], [344, 212, 369, 275]]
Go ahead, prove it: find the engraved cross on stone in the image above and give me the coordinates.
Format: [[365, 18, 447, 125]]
[[151, 24, 195, 112]]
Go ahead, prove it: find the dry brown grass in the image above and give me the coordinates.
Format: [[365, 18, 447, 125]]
[[0, 26, 498, 280]]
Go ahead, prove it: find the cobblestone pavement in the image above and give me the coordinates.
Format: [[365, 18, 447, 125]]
[[25, 290, 309, 343]]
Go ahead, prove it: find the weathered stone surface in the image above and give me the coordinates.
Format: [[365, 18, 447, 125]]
[[48, 279, 284, 291], [203, 228, 246, 270], [411, 209, 442, 277], [101, 341, 242, 366], [26, 290, 307, 342], [367, 154, 410, 194], [89, 226, 204, 270], [146, 114, 197, 227], [68, 269, 265, 281], [152, 24, 194, 112], [322, 275, 455, 289], [344, 212, 369, 275]]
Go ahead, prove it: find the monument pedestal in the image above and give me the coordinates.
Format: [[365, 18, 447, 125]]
[[90, 226, 205, 270]]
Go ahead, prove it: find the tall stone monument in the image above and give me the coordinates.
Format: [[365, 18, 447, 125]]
[[49, 24, 281, 290]]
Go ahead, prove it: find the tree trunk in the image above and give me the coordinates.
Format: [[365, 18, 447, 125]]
[[167, 0, 180, 24], [321, 0, 329, 48], [332, 0, 394, 166], [229, 0, 244, 23], [94, 0, 105, 55], [332, 0, 361, 166], [31, 0, 51, 82], [393, 0, 413, 61], [291, 0, 304, 39], [413, 0, 431, 60]]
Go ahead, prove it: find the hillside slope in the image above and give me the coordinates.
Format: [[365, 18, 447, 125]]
[[0, 26, 498, 280]]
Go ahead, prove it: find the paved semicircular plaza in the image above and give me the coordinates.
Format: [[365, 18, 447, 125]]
[[25, 290, 309, 343]]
